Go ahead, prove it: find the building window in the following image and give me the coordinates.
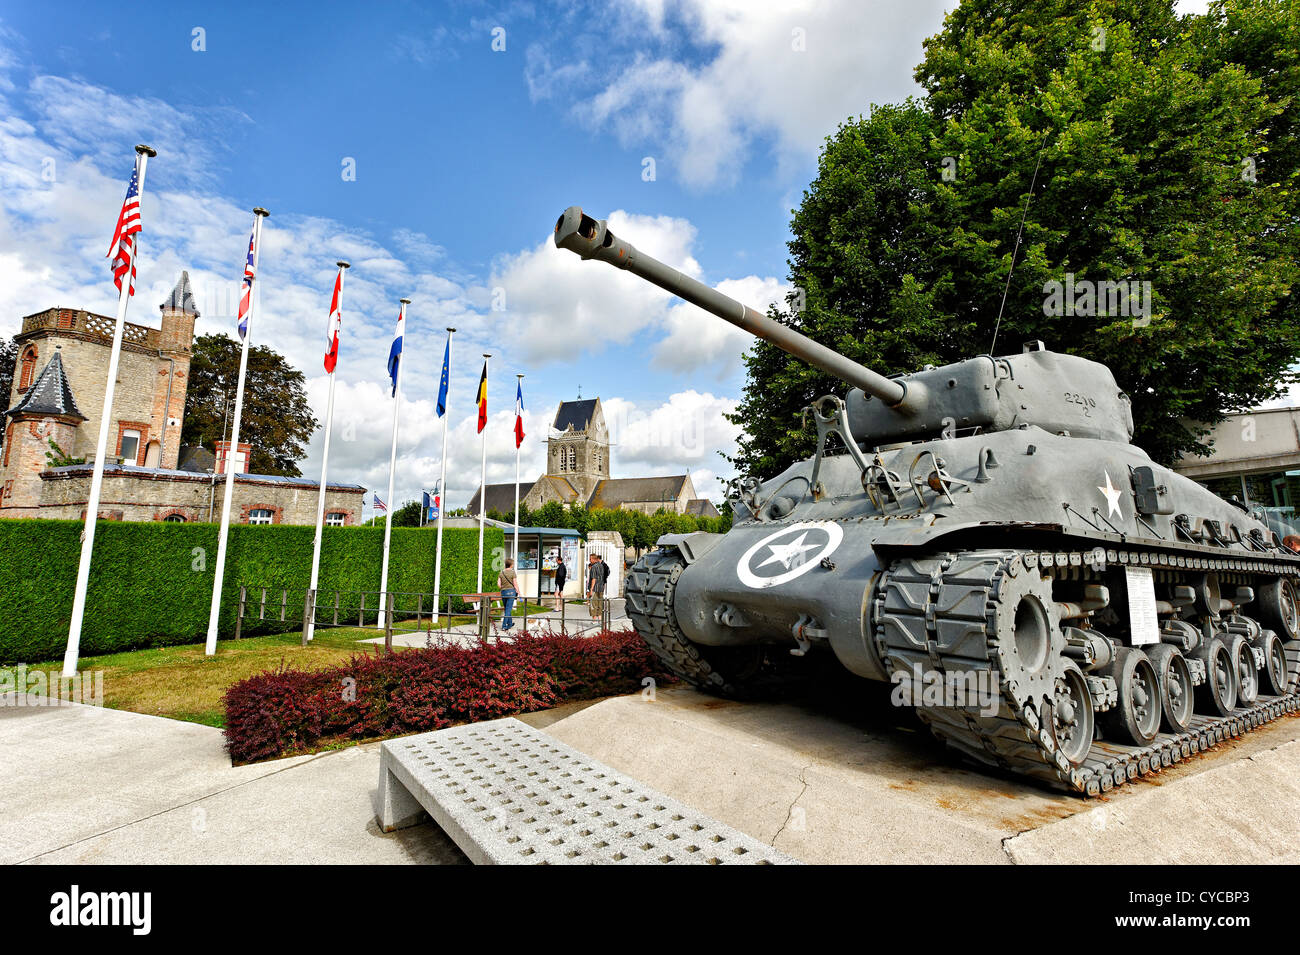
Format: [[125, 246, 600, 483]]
[[119, 428, 141, 464], [325, 511, 346, 526], [18, 348, 36, 391], [164, 514, 186, 522], [248, 508, 274, 525], [567, 446, 576, 471]]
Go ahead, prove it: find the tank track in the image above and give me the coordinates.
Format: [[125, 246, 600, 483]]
[[625, 548, 735, 693], [624, 549, 764, 697], [875, 547, 1300, 795]]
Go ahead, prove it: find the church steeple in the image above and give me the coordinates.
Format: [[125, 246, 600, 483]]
[[547, 397, 609, 499]]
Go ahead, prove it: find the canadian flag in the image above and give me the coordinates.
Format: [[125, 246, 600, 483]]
[[323, 267, 344, 373]]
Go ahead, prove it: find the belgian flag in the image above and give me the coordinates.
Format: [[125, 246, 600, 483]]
[[476, 361, 488, 433]]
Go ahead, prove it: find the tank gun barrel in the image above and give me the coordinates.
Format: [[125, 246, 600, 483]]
[[554, 206, 911, 408]]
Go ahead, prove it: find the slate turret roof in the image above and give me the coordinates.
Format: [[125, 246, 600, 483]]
[[553, 399, 598, 433], [160, 271, 200, 317], [7, 351, 85, 421]]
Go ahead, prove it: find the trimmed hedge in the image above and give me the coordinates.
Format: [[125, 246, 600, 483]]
[[0, 519, 503, 663], [222, 629, 671, 763]]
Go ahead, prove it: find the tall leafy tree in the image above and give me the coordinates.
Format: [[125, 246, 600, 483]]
[[182, 333, 319, 476], [730, 0, 1299, 477]]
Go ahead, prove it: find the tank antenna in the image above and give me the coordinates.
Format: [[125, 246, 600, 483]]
[[989, 133, 1047, 356]]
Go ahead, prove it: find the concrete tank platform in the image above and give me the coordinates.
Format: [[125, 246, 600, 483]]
[[531, 686, 1300, 864]]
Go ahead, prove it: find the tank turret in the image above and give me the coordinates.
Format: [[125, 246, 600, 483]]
[[555, 206, 1134, 444]]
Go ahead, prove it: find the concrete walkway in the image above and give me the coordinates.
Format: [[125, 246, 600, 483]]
[[6, 681, 1298, 864], [1, 701, 466, 865]]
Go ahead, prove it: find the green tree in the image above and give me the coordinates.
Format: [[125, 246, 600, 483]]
[[0, 335, 16, 424], [182, 333, 319, 476], [731, 0, 1300, 477]]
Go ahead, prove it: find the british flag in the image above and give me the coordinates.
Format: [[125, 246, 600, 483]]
[[237, 228, 256, 339], [107, 156, 144, 295]]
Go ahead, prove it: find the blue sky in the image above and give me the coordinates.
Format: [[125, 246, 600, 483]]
[[0, 0, 1209, 513]]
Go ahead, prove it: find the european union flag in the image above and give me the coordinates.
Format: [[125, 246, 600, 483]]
[[436, 335, 450, 417]]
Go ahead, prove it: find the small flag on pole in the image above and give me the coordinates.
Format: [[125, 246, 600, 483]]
[[476, 361, 488, 433], [373, 493, 387, 513], [436, 336, 450, 417], [107, 155, 144, 296], [324, 269, 344, 373], [387, 306, 404, 396], [237, 229, 256, 339], [514, 378, 525, 449]]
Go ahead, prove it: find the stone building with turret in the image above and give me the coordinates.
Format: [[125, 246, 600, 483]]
[[468, 397, 718, 519], [0, 273, 365, 524]]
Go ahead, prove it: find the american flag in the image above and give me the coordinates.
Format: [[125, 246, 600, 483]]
[[107, 156, 144, 296], [373, 493, 387, 513], [237, 228, 256, 339]]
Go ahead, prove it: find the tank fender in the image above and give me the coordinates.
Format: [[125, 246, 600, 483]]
[[655, 532, 724, 564]]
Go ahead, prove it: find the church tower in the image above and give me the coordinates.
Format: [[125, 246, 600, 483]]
[[547, 398, 609, 500]]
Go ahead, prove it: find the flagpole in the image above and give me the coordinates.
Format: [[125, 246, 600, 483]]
[[204, 207, 269, 656], [514, 374, 523, 566], [432, 327, 454, 625], [306, 260, 349, 642], [476, 353, 490, 594], [63, 144, 156, 679], [377, 298, 409, 630]]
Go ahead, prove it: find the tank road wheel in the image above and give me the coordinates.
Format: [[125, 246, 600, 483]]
[[1100, 648, 1161, 746], [1257, 578, 1299, 639], [1194, 637, 1238, 717], [1049, 662, 1095, 766], [624, 548, 765, 698], [1229, 634, 1259, 706], [1146, 644, 1194, 734], [1258, 631, 1290, 696]]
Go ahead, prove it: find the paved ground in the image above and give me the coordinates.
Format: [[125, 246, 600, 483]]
[[6, 678, 1298, 864], [1, 701, 467, 865], [541, 687, 1300, 865]]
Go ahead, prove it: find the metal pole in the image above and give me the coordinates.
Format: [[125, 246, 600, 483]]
[[377, 297, 410, 629], [305, 261, 349, 642], [206, 206, 269, 655], [384, 592, 394, 653], [476, 353, 491, 594], [64, 144, 155, 678], [432, 328, 454, 628]]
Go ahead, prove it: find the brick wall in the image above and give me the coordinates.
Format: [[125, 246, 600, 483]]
[[36, 468, 364, 525]]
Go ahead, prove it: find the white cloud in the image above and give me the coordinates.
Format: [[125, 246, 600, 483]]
[[528, 0, 951, 187], [654, 274, 789, 378], [489, 209, 702, 362]]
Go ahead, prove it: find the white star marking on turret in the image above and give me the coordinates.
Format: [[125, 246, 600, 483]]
[[759, 532, 818, 571], [1098, 471, 1123, 519]]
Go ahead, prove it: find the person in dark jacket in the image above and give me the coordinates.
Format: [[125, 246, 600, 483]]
[[553, 555, 568, 610]]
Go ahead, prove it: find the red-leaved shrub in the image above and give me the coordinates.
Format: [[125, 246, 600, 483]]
[[222, 629, 671, 763]]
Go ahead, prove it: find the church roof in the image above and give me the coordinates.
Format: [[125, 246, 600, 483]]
[[468, 481, 536, 516], [161, 271, 200, 317], [553, 399, 598, 433], [684, 499, 720, 518], [7, 351, 85, 421], [587, 475, 688, 510]]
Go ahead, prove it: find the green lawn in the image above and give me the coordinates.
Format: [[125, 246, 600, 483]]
[[17, 601, 553, 729]]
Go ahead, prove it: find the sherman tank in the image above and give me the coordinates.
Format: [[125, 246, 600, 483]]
[[554, 206, 1300, 795]]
